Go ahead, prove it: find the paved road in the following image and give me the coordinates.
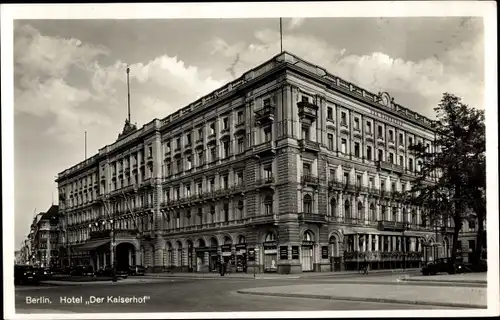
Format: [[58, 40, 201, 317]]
[[15, 273, 460, 314]]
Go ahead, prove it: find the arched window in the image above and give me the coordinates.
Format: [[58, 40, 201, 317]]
[[210, 237, 218, 248], [303, 194, 313, 213], [344, 200, 350, 219], [357, 202, 363, 220], [237, 200, 244, 219], [238, 235, 246, 244], [370, 203, 376, 221], [303, 231, 314, 241], [264, 196, 273, 214], [330, 198, 337, 217], [175, 212, 180, 228], [224, 236, 232, 245], [265, 231, 276, 242]]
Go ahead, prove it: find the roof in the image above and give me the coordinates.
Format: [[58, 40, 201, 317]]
[[40, 205, 59, 220]]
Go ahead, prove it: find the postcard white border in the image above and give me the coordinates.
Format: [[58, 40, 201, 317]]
[[2, 1, 498, 319]]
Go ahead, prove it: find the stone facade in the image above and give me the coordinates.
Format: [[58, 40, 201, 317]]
[[55, 51, 445, 274]]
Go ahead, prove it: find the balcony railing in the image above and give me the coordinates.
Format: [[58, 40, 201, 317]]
[[298, 139, 320, 153], [377, 161, 405, 174], [256, 176, 275, 186], [253, 141, 275, 156], [328, 180, 343, 191], [297, 101, 318, 121], [254, 105, 275, 124], [247, 214, 278, 226], [298, 213, 327, 224], [301, 174, 319, 185], [377, 220, 410, 231]]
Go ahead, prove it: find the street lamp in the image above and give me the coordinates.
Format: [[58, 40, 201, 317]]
[[110, 217, 117, 283], [402, 222, 411, 270], [253, 248, 259, 278]]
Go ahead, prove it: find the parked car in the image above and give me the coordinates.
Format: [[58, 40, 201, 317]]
[[128, 265, 145, 276], [14, 265, 39, 285], [34, 267, 53, 280], [70, 265, 94, 276], [463, 259, 488, 273], [96, 266, 128, 279], [421, 258, 466, 275]]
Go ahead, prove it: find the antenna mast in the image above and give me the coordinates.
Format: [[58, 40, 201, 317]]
[[127, 67, 131, 123]]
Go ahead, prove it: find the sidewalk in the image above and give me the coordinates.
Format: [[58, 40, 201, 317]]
[[39, 277, 174, 286], [143, 268, 421, 280], [237, 283, 487, 308], [403, 272, 487, 284]]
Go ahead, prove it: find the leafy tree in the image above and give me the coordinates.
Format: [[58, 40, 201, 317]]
[[407, 93, 485, 270]]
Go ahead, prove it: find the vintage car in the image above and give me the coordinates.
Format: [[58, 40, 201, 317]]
[[14, 265, 39, 285], [421, 258, 466, 275]]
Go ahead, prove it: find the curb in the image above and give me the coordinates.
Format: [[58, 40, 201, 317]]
[[236, 290, 486, 309], [402, 278, 487, 285], [39, 279, 171, 286]]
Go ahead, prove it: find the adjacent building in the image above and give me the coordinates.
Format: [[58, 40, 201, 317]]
[[31, 205, 60, 267], [56, 51, 452, 274]]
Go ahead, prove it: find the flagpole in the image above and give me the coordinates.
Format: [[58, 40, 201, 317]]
[[85, 131, 87, 160], [280, 17, 283, 52], [127, 67, 131, 123]]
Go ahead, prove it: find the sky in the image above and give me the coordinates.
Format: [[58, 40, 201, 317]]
[[11, 15, 485, 250]]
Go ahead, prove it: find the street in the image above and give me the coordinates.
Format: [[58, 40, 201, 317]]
[[15, 273, 463, 314]]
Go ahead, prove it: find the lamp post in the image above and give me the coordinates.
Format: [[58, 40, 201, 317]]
[[253, 248, 259, 278], [402, 222, 411, 270], [110, 216, 117, 283]]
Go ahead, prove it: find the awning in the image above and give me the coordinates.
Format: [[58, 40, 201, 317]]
[[73, 239, 110, 252]]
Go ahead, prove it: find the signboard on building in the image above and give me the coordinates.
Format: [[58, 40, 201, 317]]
[[235, 244, 247, 254], [247, 248, 255, 261], [279, 246, 288, 260], [291, 246, 299, 259], [321, 246, 329, 259], [221, 244, 232, 257]]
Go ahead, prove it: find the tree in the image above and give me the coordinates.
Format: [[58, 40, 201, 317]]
[[407, 93, 485, 271]]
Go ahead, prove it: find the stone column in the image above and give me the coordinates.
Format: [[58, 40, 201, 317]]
[[354, 234, 359, 251], [368, 234, 372, 251], [362, 235, 367, 252]]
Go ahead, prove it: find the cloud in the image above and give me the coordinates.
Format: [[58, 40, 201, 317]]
[[209, 29, 484, 117], [288, 18, 305, 30]]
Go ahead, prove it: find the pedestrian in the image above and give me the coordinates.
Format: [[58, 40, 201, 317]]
[[363, 257, 369, 275]]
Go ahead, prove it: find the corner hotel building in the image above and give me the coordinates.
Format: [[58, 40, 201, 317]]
[[56, 51, 450, 274]]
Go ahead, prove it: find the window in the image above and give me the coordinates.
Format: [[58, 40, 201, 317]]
[[210, 147, 216, 162], [343, 172, 349, 186], [175, 187, 181, 199], [223, 203, 229, 221], [301, 95, 309, 103], [303, 194, 312, 213], [378, 125, 383, 137], [341, 112, 347, 126], [426, 143, 430, 151], [176, 159, 182, 173], [237, 138, 245, 153], [210, 122, 216, 135], [399, 155, 404, 166], [399, 133, 404, 145], [223, 117, 229, 130], [417, 160, 422, 172], [392, 207, 397, 222], [197, 150, 204, 166], [327, 107, 333, 120], [186, 156, 192, 170], [223, 141, 230, 158], [381, 181, 385, 192], [344, 200, 351, 219], [185, 184, 191, 197], [468, 220, 476, 230], [366, 146, 372, 160], [409, 158, 414, 171], [389, 130, 394, 142], [264, 196, 273, 214], [148, 145, 153, 157], [369, 177, 374, 189], [264, 165, 273, 179], [303, 163, 311, 176], [210, 206, 215, 222], [186, 132, 192, 145], [209, 178, 215, 192], [176, 137, 181, 149], [221, 175, 229, 189], [366, 121, 372, 134], [354, 142, 360, 158], [197, 182, 203, 194], [302, 126, 309, 140], [389, 152, 394, 164], [237, 111, 244, 124], [378, 149, 384, 161], [391, 182, 396, 192], [354, 117, 360, 130], [356, 175, 362, 187], [236, 171, 244, 185], [197, 128, 203, 140], [411, 210, 417, 225], [264, 98, 272, 106], [330, 198, 337, 216], [264, 127, 272, 142], [341, 139, 347, 154], [327, 134, 334, 150], [197, 208, 203, 224], [370, 204, 376, 221], [409, 137, 413, 146], [468, 240, 475, 252]]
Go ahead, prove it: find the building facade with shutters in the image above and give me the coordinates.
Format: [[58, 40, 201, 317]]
[[56, 51, 446, 274]]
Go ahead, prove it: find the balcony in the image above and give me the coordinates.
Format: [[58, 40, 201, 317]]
[[247, 214, 278, 226], [235, 121, 245, 129], [328, 180, 343, 191], [353, 129, 362, 139], [254, 105, 275, 125], [256, 176, 275, 188], [298, 213, 327, 224], [377, 161, 405, 175], [184, 143, 192, 152], [298, 139, 320, 153], [365, 132, 374, 142], [253, 141, 275, 157], [301, 174, 319, 186], [297, 101, 318, 122]]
